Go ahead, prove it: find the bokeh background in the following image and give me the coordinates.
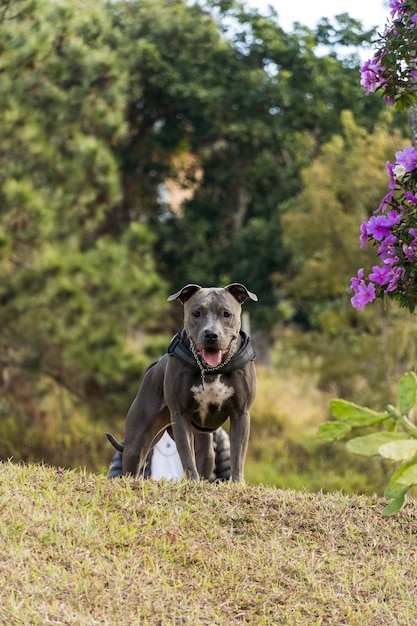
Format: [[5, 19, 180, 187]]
[[0, 0, 410, 495]]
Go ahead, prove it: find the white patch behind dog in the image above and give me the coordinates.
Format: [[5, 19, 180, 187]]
[[191, 378, 234, 423]]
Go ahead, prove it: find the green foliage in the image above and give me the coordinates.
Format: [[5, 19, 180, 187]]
[[147, 2, 389, 326], [398, 370, 417, 415], [282, 112, 407, 316], [0, 0, 167, 437], [0, 0, 127, 237], [328, 400, 388, 427], [317, 421, 352, 442], [359, 1, 417, 110], [278, 114, 416, 406], [319, 371, 417, 515], [245, 367, 389, 496], [346, 432, 410, 456]]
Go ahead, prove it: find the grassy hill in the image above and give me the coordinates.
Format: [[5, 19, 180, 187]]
[[1, 461, 416, 625]]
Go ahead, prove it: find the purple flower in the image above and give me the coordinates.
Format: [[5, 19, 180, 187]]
[[402, 228, 417, 261], [369, 265, 392, 285], [360, 57, 386, 94], [390, 0, 405, 17], [350, 268, 365, 291], [353, 1, 417, 311], [402, 242, 417, 261], [383, 249, 400, 265], [386, 266, 405, 292], [410, 228, 417, 243], [387, 209, 403, 225], [395, 146, 417, 172], [365, 210, 402, 240], [377, 190, 395, 213], [386, 161, 396, 191], [369, 264, 405, 292], [377, 234, 398, 262], [383, 95, 396, 106], [360, 222, 369, 249], [404, 191, 417, 203], [350, 273, 376, 311]]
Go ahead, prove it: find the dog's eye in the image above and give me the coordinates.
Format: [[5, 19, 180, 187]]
[[192, 310, 200, 318], [223, 311, 231, 318]]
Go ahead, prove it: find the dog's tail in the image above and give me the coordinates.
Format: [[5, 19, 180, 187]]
[[105, 432, 125, 453]]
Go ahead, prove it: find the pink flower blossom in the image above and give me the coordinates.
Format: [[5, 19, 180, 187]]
[[377, 234, 398, 263], [360, 223, 368, 249], [395, 146, 417, 172], [404, 191, 417, 203], [354, 3, 417, 312], [390, 0, 405, 18], [369, 265, 392, 285], [360, 57, 386, 94], [386, 161, 396, 191], [350, 277, 376, 311], [385, 266, 405, 292], [402, 242, 417, 261], [365, 211, 402, 241]]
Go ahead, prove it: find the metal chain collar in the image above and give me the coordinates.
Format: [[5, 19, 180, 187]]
[[189, 337, 237, 389]]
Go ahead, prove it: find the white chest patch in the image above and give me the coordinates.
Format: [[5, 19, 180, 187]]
[[191, 378, 234, 424]]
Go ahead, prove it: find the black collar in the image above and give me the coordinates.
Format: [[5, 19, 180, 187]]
[[167, 329, 255, 374]]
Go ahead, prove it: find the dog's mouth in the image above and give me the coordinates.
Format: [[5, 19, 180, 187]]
[[197, 347, 228, 368]]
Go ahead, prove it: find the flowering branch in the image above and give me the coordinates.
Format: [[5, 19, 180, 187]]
[[351, 0, 417, 312], [360, 1, 417, 109], [351, 146, 417, 311], [325, 2, 417, 516]]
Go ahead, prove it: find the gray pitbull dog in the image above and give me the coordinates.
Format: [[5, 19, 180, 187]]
[[106, 283, 257, 482]]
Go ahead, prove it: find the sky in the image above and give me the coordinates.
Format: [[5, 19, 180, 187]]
[[247, 0, 391, 33]]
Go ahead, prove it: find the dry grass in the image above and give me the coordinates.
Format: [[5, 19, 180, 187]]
[[251, 366, 329, 439], [1, 461, 417, 625]]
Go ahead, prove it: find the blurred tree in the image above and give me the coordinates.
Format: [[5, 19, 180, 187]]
[[145, 3, 392, 326], [0, 0, 408, 469], [279, 111, 416, 404], [0, 0, 167, 431]]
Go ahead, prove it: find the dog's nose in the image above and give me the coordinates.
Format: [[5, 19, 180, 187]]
[[204, 330, 218, 342]]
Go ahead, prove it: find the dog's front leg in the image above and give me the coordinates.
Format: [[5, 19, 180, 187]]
[[229, 411, 250, 483], [171, 416, 199, 480], [194, 433, 215, 480]]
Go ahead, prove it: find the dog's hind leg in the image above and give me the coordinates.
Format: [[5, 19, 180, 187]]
[[122, 357, 169, 476], [122, 408, 169, 476], [229, 410, 250, 482]]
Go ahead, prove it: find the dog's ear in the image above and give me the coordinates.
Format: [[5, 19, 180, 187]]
[[224, 283, 258, 304], [167, 284, 202, 304]]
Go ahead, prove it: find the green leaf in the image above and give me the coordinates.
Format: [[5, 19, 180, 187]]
[[398, 371, 417, 416], [382, 493, 406, 517], [385, 457, 417, 499], [346, 432, 409, 457], [379, 440, 417, 461], [328, 399, 388, 427], [317, 422, 351, 442]]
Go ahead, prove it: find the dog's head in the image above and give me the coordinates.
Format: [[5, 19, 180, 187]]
[[168, 283, 257, 368]]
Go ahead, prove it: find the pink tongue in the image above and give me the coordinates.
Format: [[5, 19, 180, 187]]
[[201, 350, 223, 367]]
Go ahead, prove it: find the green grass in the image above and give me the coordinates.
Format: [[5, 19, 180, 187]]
[[1, 462, 417, 625]]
